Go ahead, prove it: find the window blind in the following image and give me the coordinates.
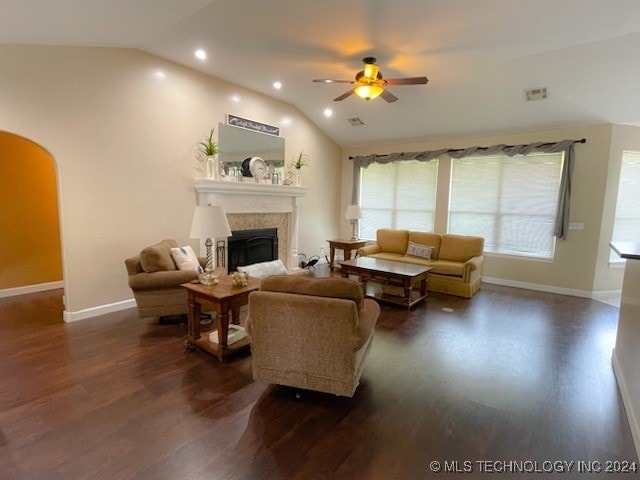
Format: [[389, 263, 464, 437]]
[[611, 151, 640, 262], [449, 153, 564, 258], [359, 160, 438, 240]]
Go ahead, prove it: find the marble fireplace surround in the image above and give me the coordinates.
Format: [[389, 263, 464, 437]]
[[194, 179, 307, 270]]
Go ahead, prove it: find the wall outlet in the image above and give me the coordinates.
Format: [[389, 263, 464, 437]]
[[569, 222, 584, 230]]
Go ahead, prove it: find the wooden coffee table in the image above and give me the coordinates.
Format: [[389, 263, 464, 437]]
[[182, 275, 260, 362], [340, 257, 432, 309]]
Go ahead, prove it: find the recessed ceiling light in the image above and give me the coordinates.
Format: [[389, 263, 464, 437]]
[[194, 49, 207, 60], [230, 95, 241, 103], [154, 70, 166, 79], [324, 108, 333, 117], [281, 117, 291, 125], [273, 81, 282, 90]]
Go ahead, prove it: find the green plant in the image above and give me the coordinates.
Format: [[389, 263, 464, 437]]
[[198, 128, 219, 157], [293, 150, 309, 169]]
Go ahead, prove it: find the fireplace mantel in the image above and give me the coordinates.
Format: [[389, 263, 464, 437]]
[[193, 178, 307, 269]]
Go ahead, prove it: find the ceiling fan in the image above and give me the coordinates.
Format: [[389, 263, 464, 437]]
[[313, 57, 428, 103]]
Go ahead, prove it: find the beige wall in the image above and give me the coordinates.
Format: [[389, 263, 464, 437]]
[[0, 132, 63, 288], [0, 45, 341, 316], [343, 124, 629, 294]]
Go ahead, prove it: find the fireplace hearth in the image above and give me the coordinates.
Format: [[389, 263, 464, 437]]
[[227, 228, 278, 272]]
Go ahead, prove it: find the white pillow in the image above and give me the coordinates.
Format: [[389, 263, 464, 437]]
[[171, 246, 204, 273], [237, 259, 288, 279]]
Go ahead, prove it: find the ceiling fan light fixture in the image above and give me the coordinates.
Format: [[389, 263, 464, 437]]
[[355, 84, 384, 100], [363, 62, 379, 81]]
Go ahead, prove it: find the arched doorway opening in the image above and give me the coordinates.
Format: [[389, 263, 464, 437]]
[[0, 131, 63, 296]]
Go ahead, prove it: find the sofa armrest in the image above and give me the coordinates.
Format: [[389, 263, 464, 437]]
[[354, 299, 380, 351], [359, 244, 380, 257], [128, 270, 199, 290], [462, 255, 484, 283]]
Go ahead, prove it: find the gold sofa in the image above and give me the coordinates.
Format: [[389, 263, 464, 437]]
[[245, 276, 380, 397], [358, 229, 484, 298], [124, 239, 205, 318]]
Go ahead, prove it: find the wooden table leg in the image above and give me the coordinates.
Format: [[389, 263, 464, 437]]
[[216, 304, 230, 362], [403, 279, 412, 308], [329, 245, 336, 269], [420, 278, 427, 297], [344, 248, 352, 261], [187, 293, 202, 340]]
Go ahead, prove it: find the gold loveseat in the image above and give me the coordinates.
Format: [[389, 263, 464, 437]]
[[245, 276, 380, 397], [358, 229, 484, 298]]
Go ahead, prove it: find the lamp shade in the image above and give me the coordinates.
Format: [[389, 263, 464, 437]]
[[345, 204, 362, 220], [189, 205, 232, 239]]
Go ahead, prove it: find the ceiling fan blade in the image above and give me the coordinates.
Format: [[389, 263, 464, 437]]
[[380, 90, 398, 103], [384, 76, 429, 86], [312, 79, 354, 84], [333, 90, 355, 101]]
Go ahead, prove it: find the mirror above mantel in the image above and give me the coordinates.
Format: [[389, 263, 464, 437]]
[[218, 122, 286, 179]]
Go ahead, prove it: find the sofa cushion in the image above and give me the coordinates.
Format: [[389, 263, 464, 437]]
[[171, 246, 204, 273], [439, 234, 484, 262], [140, 239, 178, 273], [376, 229, 409, 254], [260, 276, 364, 311], [406, 241, 433, 260], [408, 231, 442, 259], [427, 260, 465, 276], [368, 252, 406, 262]]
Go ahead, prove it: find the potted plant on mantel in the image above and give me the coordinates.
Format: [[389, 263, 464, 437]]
[[288, 150, 308, 186], [197, 128, 220, 179]]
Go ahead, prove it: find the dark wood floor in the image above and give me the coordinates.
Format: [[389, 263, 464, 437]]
[[0, 268, 637, 479]]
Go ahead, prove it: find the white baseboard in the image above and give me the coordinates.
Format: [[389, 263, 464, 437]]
[[612, 348, 640, 461], [63, 298, 136, 323], [482, 276, 592, 298], [0, 281, 64, 299], [592, 289, 622, 303]]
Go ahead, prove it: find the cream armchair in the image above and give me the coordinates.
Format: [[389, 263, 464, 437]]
[[245, 276, 380, 397]]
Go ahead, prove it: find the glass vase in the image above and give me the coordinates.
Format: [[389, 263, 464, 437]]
[[205, 156, 219, 179]]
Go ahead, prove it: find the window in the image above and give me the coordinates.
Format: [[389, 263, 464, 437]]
[[610, 151, 640, 262], [449, 153, 564, 259], [359, 160, 438, 240]]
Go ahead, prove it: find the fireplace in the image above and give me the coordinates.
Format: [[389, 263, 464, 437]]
[[228, 228, 278, 272], [193, 179, 306, 269]]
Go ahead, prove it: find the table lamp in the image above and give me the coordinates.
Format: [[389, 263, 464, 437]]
[[345, 204, 362, 241], [189, 205, 232, 285]]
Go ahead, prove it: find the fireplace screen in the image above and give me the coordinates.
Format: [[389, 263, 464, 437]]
[[227, 228, 278, 272]]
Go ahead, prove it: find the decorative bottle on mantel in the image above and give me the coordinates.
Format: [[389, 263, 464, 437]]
[[294, 167, 302, 186]]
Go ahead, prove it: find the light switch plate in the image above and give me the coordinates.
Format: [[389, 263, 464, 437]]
[[569, 222, 584, 230]]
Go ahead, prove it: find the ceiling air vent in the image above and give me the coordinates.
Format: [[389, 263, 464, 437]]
[[524, 87, 548, 101], [348, 117, 365, 126]]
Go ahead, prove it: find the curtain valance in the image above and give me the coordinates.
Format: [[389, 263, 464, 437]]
[[350, 139, 585, 239]]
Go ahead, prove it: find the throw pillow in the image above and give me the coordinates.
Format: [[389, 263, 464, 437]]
[[237, 259, 288, 279], [406, 242, 434, 260], [171, 246, 204, 273]]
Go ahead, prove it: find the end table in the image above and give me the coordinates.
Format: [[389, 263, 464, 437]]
[[327, 239, 367, 270], [182, 275, 260, 362]]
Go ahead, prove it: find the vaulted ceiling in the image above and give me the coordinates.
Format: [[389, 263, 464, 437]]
[[2, 0, 640, 147]]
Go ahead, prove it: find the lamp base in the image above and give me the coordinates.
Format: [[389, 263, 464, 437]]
[[199, 271, 220, 285]]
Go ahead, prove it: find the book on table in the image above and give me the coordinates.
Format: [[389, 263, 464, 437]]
[[209, 324, 247, 345]]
